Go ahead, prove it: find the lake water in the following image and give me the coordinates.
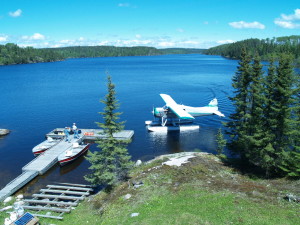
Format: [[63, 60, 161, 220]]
[[0, 54, 238, 194]]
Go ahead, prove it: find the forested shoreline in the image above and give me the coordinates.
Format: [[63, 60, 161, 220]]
[[2, 35, 299, 66], [204, 35, 300, 65], [0, 43, 64, 65], [0, 44, 204, 66]]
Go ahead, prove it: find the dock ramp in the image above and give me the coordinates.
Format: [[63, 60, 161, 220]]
[[0, 171, 38, 201]]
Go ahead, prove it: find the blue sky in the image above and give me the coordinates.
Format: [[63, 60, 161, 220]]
[[1, 0, 299, 48]]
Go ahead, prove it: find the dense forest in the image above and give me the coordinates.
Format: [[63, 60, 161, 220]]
[[53, 46, 162, 58], [204, 35, 300, 65], [0, 43, 203, 66], [160, 48, 204, 54], [224, 49, 300, 178], [0, 43, 64, 65]]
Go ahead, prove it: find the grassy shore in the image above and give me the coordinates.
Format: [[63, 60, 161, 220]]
[[1, 152, 299, 224]]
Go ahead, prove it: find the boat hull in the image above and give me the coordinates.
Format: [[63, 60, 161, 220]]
[[32, 139, 61, 156], [33, 148, 49, 156]]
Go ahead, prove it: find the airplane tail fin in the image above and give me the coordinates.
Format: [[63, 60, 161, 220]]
[[208, 98, 218, 107], [209, 98, 225, 117]]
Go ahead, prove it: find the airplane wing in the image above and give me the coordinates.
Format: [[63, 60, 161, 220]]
[[160, 94, 194, 120]]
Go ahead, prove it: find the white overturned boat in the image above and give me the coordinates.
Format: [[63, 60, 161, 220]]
[[32, 137, 61, 156], [58, 142, 90, 166], [147, 124, 199, 132]]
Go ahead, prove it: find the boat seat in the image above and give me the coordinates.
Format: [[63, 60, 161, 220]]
[[47, 137, 54, 142], [73, 143, 79, 148], [65, 150, 73, 157]]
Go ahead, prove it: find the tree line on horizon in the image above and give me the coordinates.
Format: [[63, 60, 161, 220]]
[[0, 43, 204, 66], [0, 43, 64, 65], [204, 35, 300, 66]]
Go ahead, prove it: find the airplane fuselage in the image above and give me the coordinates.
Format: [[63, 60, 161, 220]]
[[153, 104, 218, 118]]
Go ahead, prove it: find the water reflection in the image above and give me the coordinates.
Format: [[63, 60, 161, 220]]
[[59, 153, 86, 175], [148, 129, 202, 156]]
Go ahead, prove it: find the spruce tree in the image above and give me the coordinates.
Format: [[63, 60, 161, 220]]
[[216, 128, 226, 156], [272, 54, 295, 158], [278, 57, 300, 177], [246, 54, 267, 167], [85, 75, 133, 187], [258, 57, 278, 176], [226, 47, 252, 159]]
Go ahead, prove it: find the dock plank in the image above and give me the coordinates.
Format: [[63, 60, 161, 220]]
[[23, 205, 71, 213], [32, 214, 63, 220], [56, 182, 94, 188], [24, 199, 78, 206], [47, 185, 93, 192], [0, 171, 38, 201], [40, 189, 90, 196], [32, 194, 85, 200]]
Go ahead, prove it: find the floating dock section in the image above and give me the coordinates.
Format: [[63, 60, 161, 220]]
[[0, 128, 134, 201]]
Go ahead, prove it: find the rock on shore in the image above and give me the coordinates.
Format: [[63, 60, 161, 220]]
[[0, 129, 10, 136]]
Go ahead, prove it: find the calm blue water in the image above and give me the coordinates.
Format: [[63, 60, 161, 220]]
[[0, 54, 237, 194]]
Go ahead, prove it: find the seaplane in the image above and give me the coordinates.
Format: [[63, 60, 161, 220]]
[[145, 94, 225, 132]]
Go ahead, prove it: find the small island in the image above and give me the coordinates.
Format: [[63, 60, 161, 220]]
[[0, 129, 10, 136]]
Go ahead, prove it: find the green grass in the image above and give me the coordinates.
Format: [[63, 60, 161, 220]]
[[1, 153, 299, 225]]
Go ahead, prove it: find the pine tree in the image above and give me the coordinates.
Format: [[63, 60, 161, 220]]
[[279, 58, 300, 177], [245, 54, 268, 167], [257, 57, 278, 176], [216, 128, 226, 156], [85, 75, 133, 187], [226, 48, 252, 159]]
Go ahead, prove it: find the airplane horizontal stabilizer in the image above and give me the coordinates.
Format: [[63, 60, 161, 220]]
[[213, 110, 225, 117]]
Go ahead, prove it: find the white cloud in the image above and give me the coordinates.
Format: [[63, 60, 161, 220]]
[[117, 3, 137, 8], [118, 3, 130, 7], [179, 40, 199, 45], [229, 21, 265, 29], [9, 9, 22, 17], [281, 8, 300, 21], [274, 20, 300, 29], [12, 33, 232, 49], [98, 41, 110, 46], [0, 35, 8, 42], [157, 41, 175, 47], [31, 33, 45, 40], [274, 9, 300, 29], [217, 40, 235, 44], [22, 33, 45, 40], [60, 39, 72, 44]]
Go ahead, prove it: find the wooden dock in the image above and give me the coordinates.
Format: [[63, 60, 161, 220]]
[[22, 183, 94, 220], [0, 128, 133, 201]]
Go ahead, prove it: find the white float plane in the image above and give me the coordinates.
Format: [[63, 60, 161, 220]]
[[145, 94, 225, 132]]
